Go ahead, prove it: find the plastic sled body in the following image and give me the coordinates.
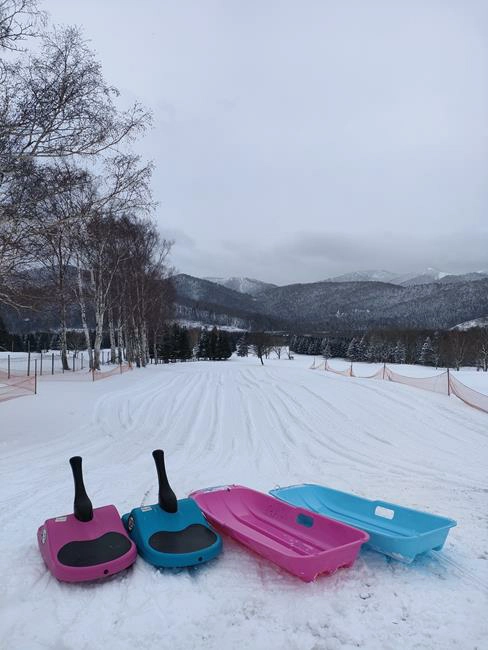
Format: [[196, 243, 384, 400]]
[[190, 485, 369, 582], [37, 457, 136, 582], [270, 484, 457, 563], [123, 451, 222, 568]]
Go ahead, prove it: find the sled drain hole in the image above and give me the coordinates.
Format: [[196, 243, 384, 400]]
[[198, 557, 203, 562], [103, 569, 109, 575]]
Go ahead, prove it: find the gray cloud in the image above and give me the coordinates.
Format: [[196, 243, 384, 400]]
[[167, 227, 488, 284], [45, 0, 488, 283]]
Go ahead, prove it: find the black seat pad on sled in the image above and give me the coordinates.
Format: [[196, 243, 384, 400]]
[[148, 524, 218, 554], [57, 532, 132, 567]]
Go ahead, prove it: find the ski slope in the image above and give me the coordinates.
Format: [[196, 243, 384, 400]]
[[0, 356, 487, 650]]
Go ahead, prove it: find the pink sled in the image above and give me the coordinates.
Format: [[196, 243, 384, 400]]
[[190, 485, 369, 582], [38, 457, 136, 582]]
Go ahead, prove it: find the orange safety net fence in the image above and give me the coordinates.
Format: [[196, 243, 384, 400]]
[[310, 360, 326, 370], [325, 360, 352, 376], [92, 363, 132, 381], [351, 366, 384, 380], [320, 361, 488, 414], [385, 367, 449, 395], [448, 374, 488, 414], [0, 369, 36, 403]]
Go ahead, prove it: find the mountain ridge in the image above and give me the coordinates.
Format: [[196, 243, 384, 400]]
[[173, 274, 488, 332]]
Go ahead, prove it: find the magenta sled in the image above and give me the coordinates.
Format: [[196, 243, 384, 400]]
[[37, 456, 137, 582], [190, 485, 369, 582]]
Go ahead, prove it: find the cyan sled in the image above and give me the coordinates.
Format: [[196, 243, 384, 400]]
[[270, 484, 456, 563], [122, 450, 222, 568]]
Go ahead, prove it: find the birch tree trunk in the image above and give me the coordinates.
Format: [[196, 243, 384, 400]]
[[108, 308, 116, 363], [140, 320, 149, 366], [116, 315, 124, 363], [93, 284, 105, 371], [58, 258, 70, 371], [77, 260, 93, 369]]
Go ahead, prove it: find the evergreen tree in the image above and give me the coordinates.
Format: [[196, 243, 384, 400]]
[[432, 331, 441, 368], [393, 340, 406, 364], [216, 331, 232, 359], [0, 317, 11, 351], [366, 339, 380, 362], [321, 337, 331, 360], [207, 327, 218, 359], [158, 328, 174, 361], [346, 338, 358, 360], [357, 336, 367, 361], [177, 327, 193, 360], [198, 329, 209, 359], [419, 336, 435, 366], [296, 337, 307, 354], [237, 334, 248, 357]]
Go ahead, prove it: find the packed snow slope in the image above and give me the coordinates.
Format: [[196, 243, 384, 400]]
[[1, 357, 487, 650]]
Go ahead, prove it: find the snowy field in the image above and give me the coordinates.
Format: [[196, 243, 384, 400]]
[[0, 355, 487, 649]]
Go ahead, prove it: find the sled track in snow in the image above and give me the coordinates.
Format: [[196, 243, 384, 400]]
[[1, 359, 487, 650]]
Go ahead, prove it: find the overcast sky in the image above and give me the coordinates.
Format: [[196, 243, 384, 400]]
[[45, 0, 487, 284]]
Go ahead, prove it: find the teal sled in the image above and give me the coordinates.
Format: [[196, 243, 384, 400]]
[[270, 484, 456, 563], [123, 451, 222, 568]]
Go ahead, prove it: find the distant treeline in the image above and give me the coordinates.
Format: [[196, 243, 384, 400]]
[[290, 328, 488, 370], [3, 314, 487, 371], [0, 319, 235, 362]]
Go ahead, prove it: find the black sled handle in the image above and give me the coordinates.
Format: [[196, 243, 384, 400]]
[[69, 456, 94, 522], [152, 449, 178, 513]]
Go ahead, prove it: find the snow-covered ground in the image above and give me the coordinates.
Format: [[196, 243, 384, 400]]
[[1, 355, 487, 649]]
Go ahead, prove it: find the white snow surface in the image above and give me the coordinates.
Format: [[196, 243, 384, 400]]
[[453, 316, 488, 331], [204, 276, 276, 295], [1, 356, 487, 650]]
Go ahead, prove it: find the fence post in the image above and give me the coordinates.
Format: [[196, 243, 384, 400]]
[[73, 354, 75, 372], [27, 350, 31, 376], [447, 368, 450, 396], [120, 358, 122, 374], [92, 365, 95, 382], [350, 362, 353, 376], [40, 351, 43, 376], [382, 362, 386, 380], [81, 353, 84, 370], [51, 352, 54, 375], [34, 360, 37, 395], [7, 354, 10, 379]]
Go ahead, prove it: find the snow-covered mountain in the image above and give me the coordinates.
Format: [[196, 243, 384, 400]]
[[439, 272, 488, 284], [171, 273, 488, 332], [452, 316, 488, 331], [396, 268, 449, 286], [204, 276, 277, 296], [326, 268, 483, 286], [204, 270, 488, 294], [327, 270, 398, 283]]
